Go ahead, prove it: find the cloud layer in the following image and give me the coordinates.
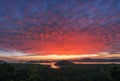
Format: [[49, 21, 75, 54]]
[[0, 0, 120, 55]]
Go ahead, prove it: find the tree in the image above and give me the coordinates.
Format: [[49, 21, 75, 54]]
[[107, 65, 120, 81], [0, 63, 16, 81]]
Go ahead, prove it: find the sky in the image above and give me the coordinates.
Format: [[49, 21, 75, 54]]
[[0, 0, 120, 62]]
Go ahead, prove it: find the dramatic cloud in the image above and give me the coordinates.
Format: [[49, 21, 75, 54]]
[[0, 0, 120, 56]]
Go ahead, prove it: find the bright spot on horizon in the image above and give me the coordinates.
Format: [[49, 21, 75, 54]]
[[14, 54, 99, 61]]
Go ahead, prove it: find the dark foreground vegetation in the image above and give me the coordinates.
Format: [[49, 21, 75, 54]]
[[0, 63, 120, 81]]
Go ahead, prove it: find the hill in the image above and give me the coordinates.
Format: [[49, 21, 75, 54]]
[[0, 60, 7, 64], [55, 60, 75, 67]]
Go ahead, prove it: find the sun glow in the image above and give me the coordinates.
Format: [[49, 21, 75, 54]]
[[14, 54, 99, 61]]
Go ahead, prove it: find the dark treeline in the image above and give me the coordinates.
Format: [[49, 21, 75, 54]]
[[0, 63, 120, 81]]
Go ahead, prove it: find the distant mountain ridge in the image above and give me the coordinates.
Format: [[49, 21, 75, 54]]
[[23, 58, 120, 65], [26, 60, 56, 64], [75, 58, 120, 62]]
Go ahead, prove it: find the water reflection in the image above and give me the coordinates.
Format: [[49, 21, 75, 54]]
[[51, 63, 60, 69], [38, 62, 60, 69]]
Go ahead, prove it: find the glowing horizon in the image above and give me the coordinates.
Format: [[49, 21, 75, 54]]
[[0, 50, 120, 62]]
